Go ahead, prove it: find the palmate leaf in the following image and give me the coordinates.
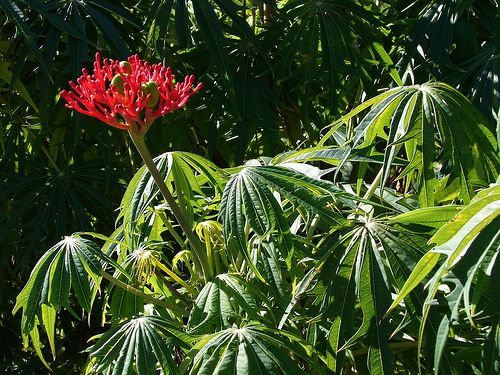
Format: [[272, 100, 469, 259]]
[[389, 183, 500, 311], [0, 157, 123, 275], [219, 165, 354, 279], [17, 0, 94, 44], [396, 0, 460, 71], [387, 182, 500, 374], [220, 164, 352, 227], [321, 82, 500, 206], [447, 42, 500, 123], [0, 0, 52, 77], [396, 0, 500, 123], [87, 314, 194, 375], [188, 274, 261, 333], [118, 151, 227, 229], [318, 213, 428, 375], [12, 235, 103, 363], [271, 0, 399, 106], [232, 47, 278, 163], [181, 322, 326, 375]]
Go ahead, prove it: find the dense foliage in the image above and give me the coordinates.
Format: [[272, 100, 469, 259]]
[[1, 0, 500, 374]]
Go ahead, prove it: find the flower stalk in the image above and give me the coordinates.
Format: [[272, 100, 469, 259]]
[[128, 130, 212, 282], [61, 53, 212, 283]]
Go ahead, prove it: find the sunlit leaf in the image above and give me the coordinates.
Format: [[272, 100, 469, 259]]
[[88, 314, 193, 375], [388, 182, 500, 373], [13, 235, 103, 358], [182, 322, 326, 375], [118, 151, 227, 228], [188, 274, 260, 333], [322, 83, 500, 206]]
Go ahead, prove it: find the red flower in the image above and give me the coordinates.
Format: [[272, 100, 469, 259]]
[[60, 53, 202, 134]]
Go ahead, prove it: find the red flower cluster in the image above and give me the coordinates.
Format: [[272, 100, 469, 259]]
[[60, 53, 202, 134]]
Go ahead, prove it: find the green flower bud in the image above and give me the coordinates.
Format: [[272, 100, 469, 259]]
[[111, 74, 125, 95], [141, 81, 159, 108], [120, 61, 132, 74]]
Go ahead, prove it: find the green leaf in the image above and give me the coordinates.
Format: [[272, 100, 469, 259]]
[[323, 239, 359, 373], [213, 0, 269, 64], [225, 166, 351, 227], [89, 315, 191, 374], [188, 279, 235, 332], [40, 303, 57, 358], [278, 266, 318, 329], [364, 254, 395, 375], [272, 0, 388, 112], [182, 322, 326, 375], [320, 213, 428, 373], [28, 321, 52, 371], [339, 230, 394, 375], [388, 182, 500, 372], [323, 83, 500, 206], [76, 1, 131, 59], [13, 235, 103, 360], [371, 42, 403, 86], [191, 0, 238, 113], [0, 60, 38, 110], [386, 251, 441, 315], [0, 0, 52, 77], [119, 151, 226, 229], [259, 241, 287, 311], [107, 284, 144, 323], [188, 274, 260, 333], [219, 165, 355, 284], [389, 205, 462, 230], [19, 0, 95, 44], [430, 184, 500, 259]]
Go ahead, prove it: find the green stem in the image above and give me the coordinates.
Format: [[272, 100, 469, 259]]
[[154, 269, 188, 303], [27, 128, 60, 173], [128, 131, 212, 282], [361, 143, 404, 202], [156, 210, 186, 248], [171, 165, 190, 223], [362, 167, 384, 201], [100, 270, 189, 316]]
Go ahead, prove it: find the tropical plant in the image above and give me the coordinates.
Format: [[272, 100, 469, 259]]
[[388, 178, 500, 374], [3, 0, 500, 374], [11, 51, 500, 375]]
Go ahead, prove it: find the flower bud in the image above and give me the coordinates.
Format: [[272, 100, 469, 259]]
[[111, 74, 125, 95], [120, 61, 132, 74], [141, 81, 159, 108]]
